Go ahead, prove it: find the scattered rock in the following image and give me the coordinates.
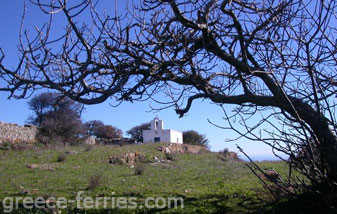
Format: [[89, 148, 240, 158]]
[[25, 164, 56, 170], [21, 189, 31, 195], [260, 169, 280, 182], [157, 143, 208, 155], [25, 164, 39, 169], [65, 151, 78, 155], [108, 152, 146, 166], [83, 136, 96, 145], [218, 151, 240, 161]]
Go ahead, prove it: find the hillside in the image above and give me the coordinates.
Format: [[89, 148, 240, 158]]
[[0, 143, 289, 213]]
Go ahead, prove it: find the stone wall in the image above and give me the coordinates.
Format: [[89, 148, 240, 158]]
[[157, 143, 209, 154], [0, 122, 38, 145]]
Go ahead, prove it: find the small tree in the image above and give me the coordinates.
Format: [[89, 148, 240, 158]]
[[127, 122, 151, 142], [27, 92, 54, 126], [28, 92, 84, 144], [39, 109, 84, 143], [183, 130, 209, 149], [84, 120, 122, 139], [84, 120, 105, 136], [96, 125, 123, 139]]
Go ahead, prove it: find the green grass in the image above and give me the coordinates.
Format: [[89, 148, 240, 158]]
[[0, 143, 289, 213]]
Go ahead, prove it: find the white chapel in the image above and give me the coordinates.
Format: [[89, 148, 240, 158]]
[[142, 117, 183, 144]]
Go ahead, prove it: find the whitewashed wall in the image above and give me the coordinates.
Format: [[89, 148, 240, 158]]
[[142, 117, 183, 144], [169, 130, 183, 144]]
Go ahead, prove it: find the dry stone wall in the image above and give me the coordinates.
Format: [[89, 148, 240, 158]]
[[0, 122, 38, 145]]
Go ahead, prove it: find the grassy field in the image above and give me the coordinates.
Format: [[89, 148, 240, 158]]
[[0, 143, 289, 213]]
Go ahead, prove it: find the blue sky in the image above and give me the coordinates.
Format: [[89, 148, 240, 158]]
[[0, 1, 280, 160]]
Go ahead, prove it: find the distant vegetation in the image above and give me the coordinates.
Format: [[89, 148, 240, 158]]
[[127, 122, 151, 142], [84, 120, 123, 139], [183, 130, 209, 148]]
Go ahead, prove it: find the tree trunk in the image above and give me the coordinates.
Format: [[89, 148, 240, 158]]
[[288, 97, 337, 182]]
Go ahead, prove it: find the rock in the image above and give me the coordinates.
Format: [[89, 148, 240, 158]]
[[218, 151, 240, 161], [259, 169, 280, 182], [26, 164, 39, 169], [184, 145, 207, 154], [108, 152, 145, 166], [65, 151, 78, 155], [264, 169, 280, 182], [25, 164, 55, 170], [157, 143, 208, 154], [20, 189, 31, 195], [83, 136, 96, 145]]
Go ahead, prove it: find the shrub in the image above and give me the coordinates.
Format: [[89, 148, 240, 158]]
[[84, 144, 93, 152], [217, 148, 240, 161], [183, 130, 209, 148], [219, 148, 229, 155], [0, 142, 11, 151], [165, 153, 176, 161], [134, 164, 146, 176], [136, 154, 153, 164], [0, 142, 31, 151], [11, 143, 31, 151], [108, 156, 126, 165], [57, 153, 68, 162], [87, 173, 102, 191]]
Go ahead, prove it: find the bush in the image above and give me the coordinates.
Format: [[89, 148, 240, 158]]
[[57, 153, 68, 162], [0, 142, 11, 151], [219, 148, 229, 155], [84, 144, 93, 152], [136, 154, 153, 164], [10, 143, 31, 151], [183, 130, 209, 148], [87, 173, 102, 191], [108, 156, 126, 165], [165, 153, 176, 161], [217, 148, 240, 161], [0, 142, 31, 151], [134, 164, 146, 176]]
